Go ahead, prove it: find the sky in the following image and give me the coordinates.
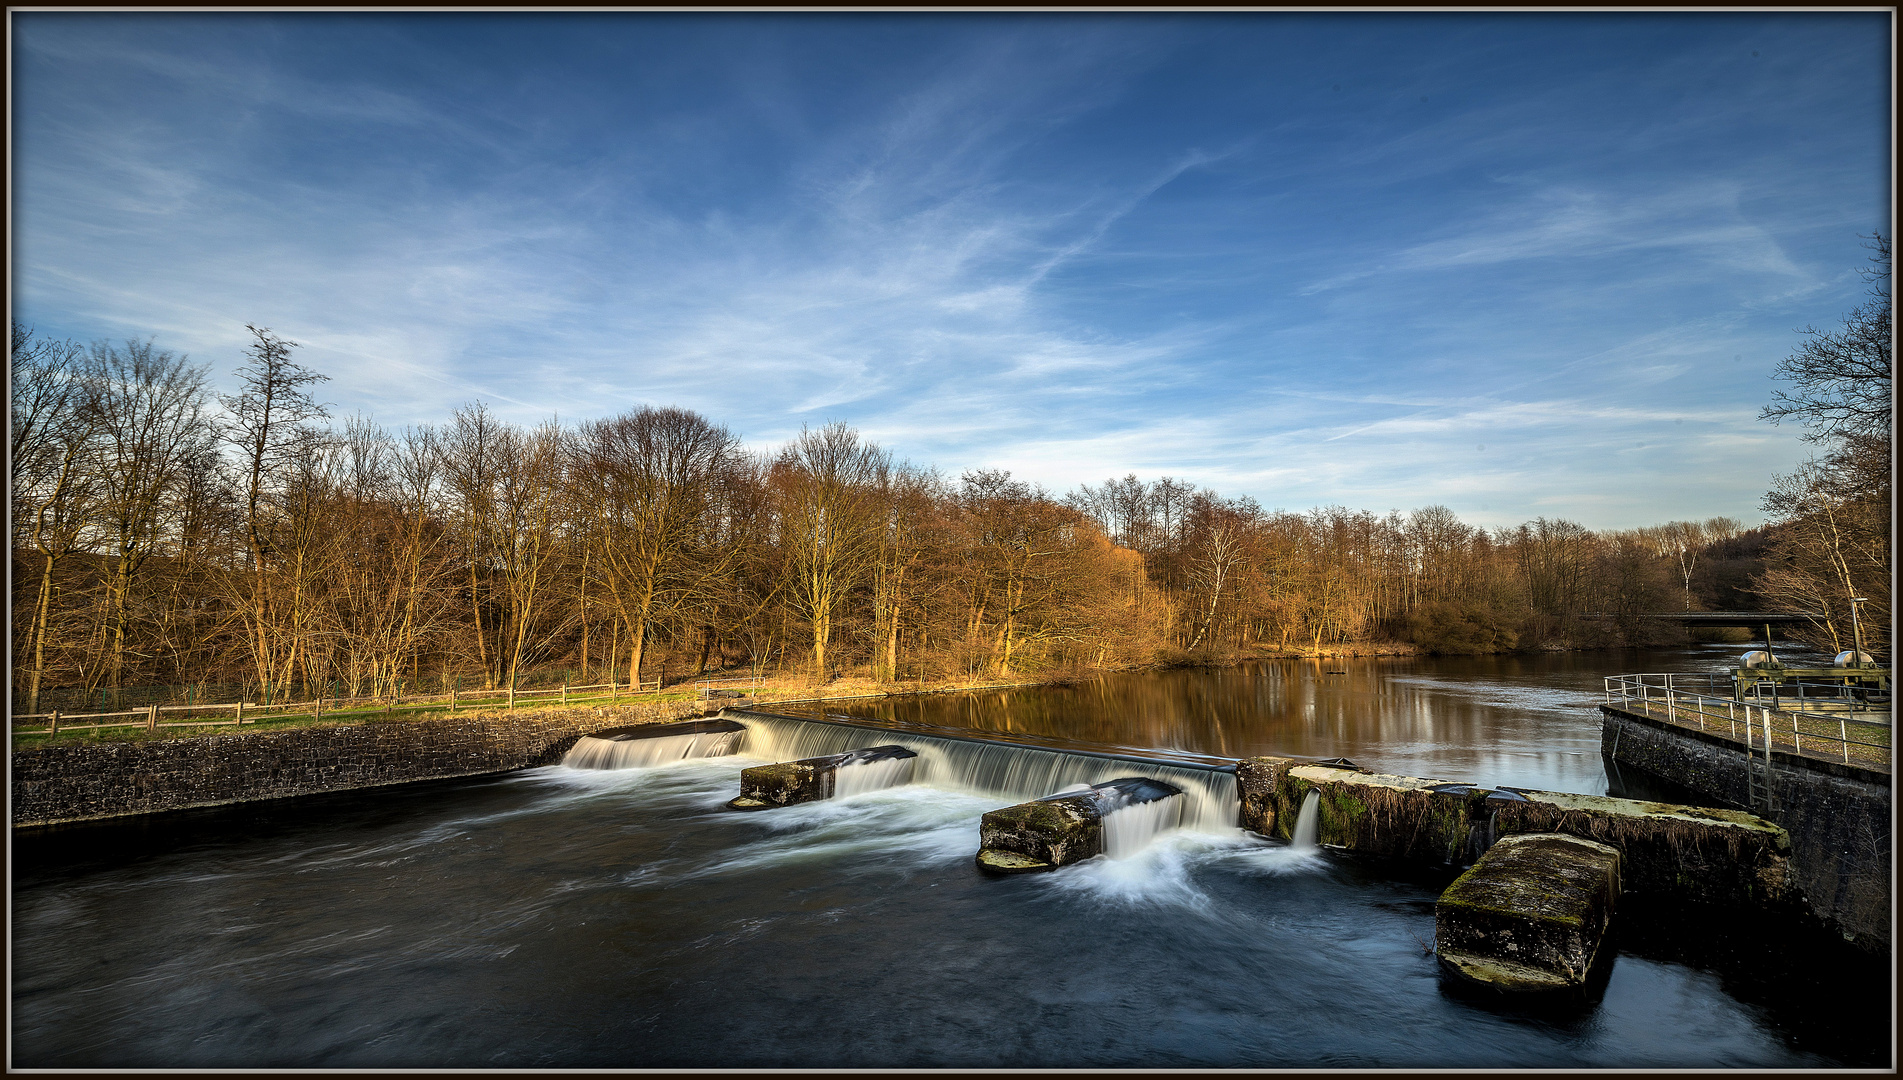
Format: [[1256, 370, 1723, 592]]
[[9, 12, 1892, 530]]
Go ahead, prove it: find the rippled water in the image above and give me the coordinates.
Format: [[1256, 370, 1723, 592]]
[[9, 644, 1876, 1068]]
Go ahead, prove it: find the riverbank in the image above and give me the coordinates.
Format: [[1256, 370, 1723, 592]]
[[10, 702, 704, 828]]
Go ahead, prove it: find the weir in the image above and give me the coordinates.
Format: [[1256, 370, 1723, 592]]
[[562, 718, 745, 770], [723, 708, 1238, 832]]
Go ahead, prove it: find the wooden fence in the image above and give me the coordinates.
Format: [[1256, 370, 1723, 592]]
[[11, 677, 669, 738]]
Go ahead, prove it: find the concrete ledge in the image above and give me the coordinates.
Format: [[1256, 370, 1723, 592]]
[[1240, 757, 1481, 864], [1236, 754, 1797, 915], [11, 702, 705, 828], [1490, 787, 1794, 908], [1437, 833, 1622, 993]]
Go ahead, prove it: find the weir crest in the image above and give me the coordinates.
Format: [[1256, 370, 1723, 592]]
[[733, 711, 1238, 832]]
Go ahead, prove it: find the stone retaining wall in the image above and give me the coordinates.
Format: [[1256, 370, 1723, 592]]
[[1601, 704, 1891, 953], [10, 703, 705, 828]]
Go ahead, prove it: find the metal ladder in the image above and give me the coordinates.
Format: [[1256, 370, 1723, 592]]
[[1745, 738, 1780, 817]]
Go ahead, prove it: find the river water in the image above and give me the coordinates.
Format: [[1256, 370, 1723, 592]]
[[10, 644, 1882, 1068]]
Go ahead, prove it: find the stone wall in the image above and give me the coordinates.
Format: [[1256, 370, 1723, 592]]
[[1601, 704, 1891, 953], [10, 702, 706, 828]]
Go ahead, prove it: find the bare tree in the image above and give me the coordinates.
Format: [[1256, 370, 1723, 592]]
[[870, 465, 939, 682], [1183, 493, 1253, 651], [11, 325, 103, 712], [88, 338, 214, 700], [776, 423, 890, 681], [574, 406, 741, 688], [439, 402, 507, 686], [218, 325, 331, 694], [1760, 232, 1891, 443], [1754, 233, 1892, 658]]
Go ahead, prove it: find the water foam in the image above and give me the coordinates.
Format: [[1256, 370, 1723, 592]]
[[562, 729, 741, 770], [734, 712, 1238, 833]]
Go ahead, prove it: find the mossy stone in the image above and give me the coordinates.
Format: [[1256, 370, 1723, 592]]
[[1436, 833, 1621, 991], [977, 794, 1102, 870]]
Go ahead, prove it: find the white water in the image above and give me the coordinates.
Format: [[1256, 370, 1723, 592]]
[[1100, 793, 1185, 859], [1291, 789, 1321, 850], [735, 713, 1238, 832], [562, 730, 741, 770], [832, 756, 917, 799]]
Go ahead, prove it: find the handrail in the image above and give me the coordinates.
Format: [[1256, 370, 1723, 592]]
[[1604, 673, 1891, 769]]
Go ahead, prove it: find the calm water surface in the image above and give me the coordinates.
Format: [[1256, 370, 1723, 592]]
[[843, 642, 1827, 796], [10, 644, 1873, 1068]]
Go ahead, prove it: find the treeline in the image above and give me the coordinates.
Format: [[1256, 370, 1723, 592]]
[[8, 315, 1876, 712]]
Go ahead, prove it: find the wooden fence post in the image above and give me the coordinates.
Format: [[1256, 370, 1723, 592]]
[[508, 681, 515, 711], [562, 683, 568, 706], [146, 705, 158, 733], [49, 710, 60, 736], [611, 679, 618, 703], [235, 699, 245, 726], [451, 676, 458, 713]]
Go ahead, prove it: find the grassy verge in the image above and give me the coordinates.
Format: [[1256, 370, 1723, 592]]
[[6, 675, 1058, 750]]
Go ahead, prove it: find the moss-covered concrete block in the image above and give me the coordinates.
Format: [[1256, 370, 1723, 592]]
[[1236, 756, 1297, 837], [976, 794, 1102, 874], [1491, 788, 1795, 909], [732, 760, 832, 809], [729, 745, 918, 810], [1275, 764, 1477, 863], [1437, 833, 1622, 992]]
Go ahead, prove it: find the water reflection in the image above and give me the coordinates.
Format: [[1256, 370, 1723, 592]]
[[843, 645, 1809, 795]]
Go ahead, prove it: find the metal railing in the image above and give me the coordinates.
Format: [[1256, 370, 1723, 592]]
[[1605, 673, 1892, 769]]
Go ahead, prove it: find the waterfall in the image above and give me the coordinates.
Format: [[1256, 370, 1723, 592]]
[[832, 754, 917, 799], [1291, 789, 1321, 850], [1100, 792, 1186, 859], [732, 711, 1237, 832], [563, 728, 741, 770]]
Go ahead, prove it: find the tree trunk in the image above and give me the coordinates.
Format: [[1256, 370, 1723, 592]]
[[27, 552, 59, 715]]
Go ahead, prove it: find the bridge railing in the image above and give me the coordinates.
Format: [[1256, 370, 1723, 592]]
[[1604, 674, 1891, 769]]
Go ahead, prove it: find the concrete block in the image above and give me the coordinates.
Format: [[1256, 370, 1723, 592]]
[[1436, 832, 1622, 992], [975, 777, 1182, 874], [728, 746, 917, 810]]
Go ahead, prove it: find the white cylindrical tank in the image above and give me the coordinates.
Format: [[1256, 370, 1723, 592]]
[[1740, 651, 1772, 668], [1834, 650, 1874, 667]]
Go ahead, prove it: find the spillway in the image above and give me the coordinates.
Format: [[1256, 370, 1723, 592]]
[[729, 709, 1238, 832], [562, 719, 745, 770]]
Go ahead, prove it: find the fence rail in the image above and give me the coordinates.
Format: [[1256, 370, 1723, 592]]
[[12, 676, 674, 738], [694, 675, 764, 698], [1604, 673, 1892, 770]]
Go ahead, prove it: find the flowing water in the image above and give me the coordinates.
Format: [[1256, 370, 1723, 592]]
[[1291, 789, 1322, 851], [9, 644, 1882, 1068], [561, 726, 741, 770], [830, 754, 916, 799]]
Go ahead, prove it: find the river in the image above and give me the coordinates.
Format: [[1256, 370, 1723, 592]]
[[10, 643, 1883, 1068]]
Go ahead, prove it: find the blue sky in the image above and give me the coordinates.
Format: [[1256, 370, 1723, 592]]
[[10, 12, 1892, 529]]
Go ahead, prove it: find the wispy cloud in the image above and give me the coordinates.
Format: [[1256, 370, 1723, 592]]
[[10, 13, 1883, 530]]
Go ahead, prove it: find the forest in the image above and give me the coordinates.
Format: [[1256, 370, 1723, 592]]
[[10, 236, 1890, 714]]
